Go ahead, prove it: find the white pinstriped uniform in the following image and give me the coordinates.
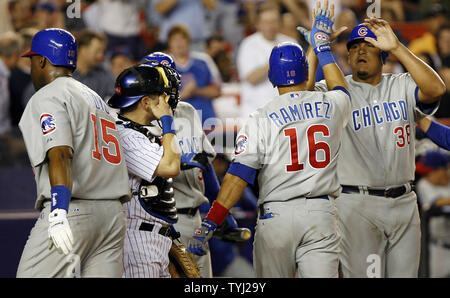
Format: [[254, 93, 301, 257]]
[[118, 123, 173, 278]]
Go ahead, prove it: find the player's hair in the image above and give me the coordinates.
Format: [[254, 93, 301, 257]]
[[77, 29, 107, 48], [0, 31, 22, 57], [256, 1, 280, 19], [167, 25, 191, 43]]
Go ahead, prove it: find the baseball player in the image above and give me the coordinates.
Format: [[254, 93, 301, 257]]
[[298, 12, 446, 277], [107, 63, 182, 278], [188, 3, 352, 278], [141, 52, 219, 277], [16, 28, 131, 278], [418, 117, 450, 151]]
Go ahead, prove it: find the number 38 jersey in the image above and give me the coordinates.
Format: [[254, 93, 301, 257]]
[[315, 73, 438, 187], [233, 89, 350, 205], [19, 77, 131, 210]]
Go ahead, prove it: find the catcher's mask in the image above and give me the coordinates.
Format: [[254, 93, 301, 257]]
[[107, 63, 180, 110]]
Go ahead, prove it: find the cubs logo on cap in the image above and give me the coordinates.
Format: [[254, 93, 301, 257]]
[[357, 27, 368, 36], [40, 113, 56, 135], [235, 134, 248, 155]]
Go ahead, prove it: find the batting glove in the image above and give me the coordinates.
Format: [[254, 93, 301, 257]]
[[188, 219, 217, 256], [180, 151, 213, 171], [297, 7, 334, 54], [48, 209, 74, 255]]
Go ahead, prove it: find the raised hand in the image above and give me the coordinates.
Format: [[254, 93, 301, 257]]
[[363, 18, 400, 52]]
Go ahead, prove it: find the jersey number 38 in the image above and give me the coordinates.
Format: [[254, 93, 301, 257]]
[[284, 124, 331, 172]]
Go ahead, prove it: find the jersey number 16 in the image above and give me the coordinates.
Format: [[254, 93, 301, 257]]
[[284, 124, 331, 172]]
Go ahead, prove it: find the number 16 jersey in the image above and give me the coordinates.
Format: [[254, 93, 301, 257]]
[[232, 89, 350, 205]]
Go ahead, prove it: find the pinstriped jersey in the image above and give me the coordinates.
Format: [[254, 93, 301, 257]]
[[117, 123, 168, 226], [315, 73, 438, 187], [233, 90, 350, 205], [19, 77, 131, 210]]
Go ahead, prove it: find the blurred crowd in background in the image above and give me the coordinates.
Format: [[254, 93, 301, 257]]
[[0, 0, 449, 277]]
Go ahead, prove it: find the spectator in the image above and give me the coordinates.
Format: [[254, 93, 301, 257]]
[[0, 0, 13, 35], [33, 1, 65, 30], [204, 0, 244, 57], [9, 27, 38, 126], [437, 25, 450, 63], [109, 46, 135, 79], [97, 0, 147, 60], [236, 1, 296, 121], [73, 29, 115, 100], [8, 0, 34, 32], [151, 0, 216, 51], [0, 31, 26, 166], [0, 32, 21, 136], [409, 3, 447, 57], [167, 25, 221, 129], [416, 150, 450, 278], [206, 35, 237, 83]]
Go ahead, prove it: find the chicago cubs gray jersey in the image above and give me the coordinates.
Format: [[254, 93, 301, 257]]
[[116, 122, 167, 226], [315, 73, 438, 187], [233, 90, 350, 205], [19, 77, 131, 210], [172, 102, 216, 208]]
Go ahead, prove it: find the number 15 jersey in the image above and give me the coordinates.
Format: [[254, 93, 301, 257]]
[[232, 89, 350, 205], [19, 77, 131, 210]]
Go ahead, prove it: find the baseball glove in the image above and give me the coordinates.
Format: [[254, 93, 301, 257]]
[[168, 238, 202, 278]]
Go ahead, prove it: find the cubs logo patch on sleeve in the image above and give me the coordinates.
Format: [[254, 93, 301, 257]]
[[40, 113, 56, 135], [235, 134, 248, 155]]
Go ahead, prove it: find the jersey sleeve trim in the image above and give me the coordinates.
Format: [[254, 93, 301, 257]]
[[227, 162, 257, 185], [332, 86, 351, 101], [425, 120, 450, 151], [415, 86, 440, 114]]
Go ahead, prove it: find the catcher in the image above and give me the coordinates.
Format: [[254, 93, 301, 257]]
[[107, 62, 203, 278], [141, 52, 251, 278]]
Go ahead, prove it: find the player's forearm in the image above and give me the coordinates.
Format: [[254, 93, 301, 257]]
[[322, 62, 349, 91], [246, 64, 270, 85], [418, 117, 432, 133], [156, 133, 181, 177], [216, 173, 248, 210], [306, 46, 318, 91], [423, 119, 450, 151], [192, 84, 221, 99], [391, 43, 446, 103], [204, 173, 248, 226], [47, 146, 73, 189]]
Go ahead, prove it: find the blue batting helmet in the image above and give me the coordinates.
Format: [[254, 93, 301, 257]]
[[141, 52, 176, 69], [268, 42, 308, 87], [22, 28, 77, 69], [347, 24, 389, 64]]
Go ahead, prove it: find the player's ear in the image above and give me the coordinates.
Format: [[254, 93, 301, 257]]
[[39, 57, 47, 69]]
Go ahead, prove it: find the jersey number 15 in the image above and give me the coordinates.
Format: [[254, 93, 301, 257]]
[[91, 113, 121, 164], [284, 124, 331, 172]]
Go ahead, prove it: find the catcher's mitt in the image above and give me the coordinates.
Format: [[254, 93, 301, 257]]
[[168, 239, 202, 278]]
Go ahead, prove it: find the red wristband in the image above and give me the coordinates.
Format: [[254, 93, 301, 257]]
[[205, 201, 229, 226]]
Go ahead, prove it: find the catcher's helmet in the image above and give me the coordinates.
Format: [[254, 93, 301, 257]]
[[22, 28, 77, 70], [108, 64, 179, 109], [141, 52, 176, 69], [347, 24, 389, 64], [268, 42, 308, 87], [140, 52, 181, 110]]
